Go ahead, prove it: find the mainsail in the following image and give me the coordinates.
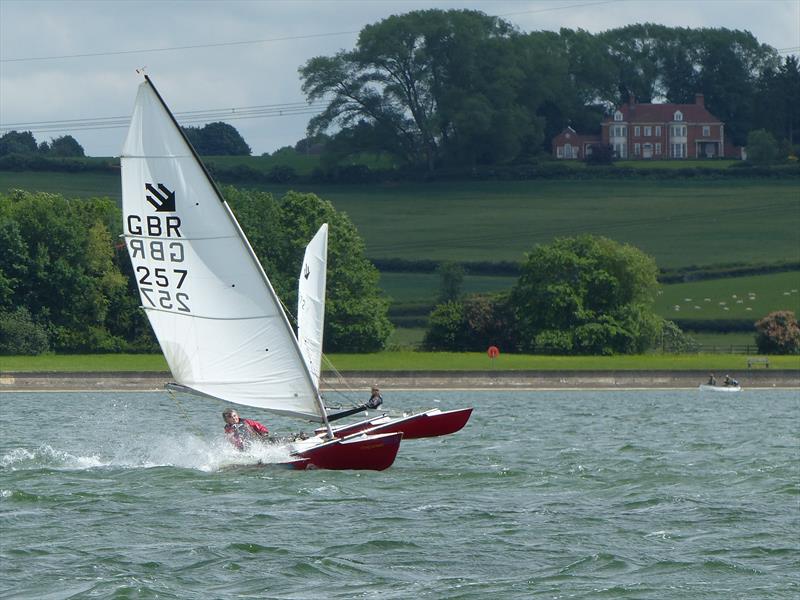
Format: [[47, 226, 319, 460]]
[[297, 224, 328, 389], [120, 76, 324, 421]]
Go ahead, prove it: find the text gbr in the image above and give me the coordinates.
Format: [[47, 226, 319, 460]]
[[125, 214, 190, 313]]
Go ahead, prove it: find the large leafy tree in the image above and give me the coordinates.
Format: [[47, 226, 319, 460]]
[[510, 235, 663, 355], [0, 130, 38, 155], [182, 122, 251, 155], [300, 9, 538, 170], [224, 187, 393, 353], [0, 190, 137, 352]]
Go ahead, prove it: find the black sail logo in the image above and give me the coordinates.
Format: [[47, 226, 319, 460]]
[[145, 183, 176, 212]]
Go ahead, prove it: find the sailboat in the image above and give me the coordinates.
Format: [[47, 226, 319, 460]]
[[120, 75, 470, 470], [296, 223, 474, 440]]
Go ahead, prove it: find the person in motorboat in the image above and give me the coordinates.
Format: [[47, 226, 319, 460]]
[[222, 408, 269, 450], [723, 374, 739, 387], [707, 373, 717, 385], [367, 386, 384, 409]]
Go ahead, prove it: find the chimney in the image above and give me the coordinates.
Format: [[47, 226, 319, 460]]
[[629, 93, 636, 106], [695, 93, 704, 106]]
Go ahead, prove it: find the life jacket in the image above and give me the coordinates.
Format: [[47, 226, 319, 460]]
[[225, 419, 268, 450]]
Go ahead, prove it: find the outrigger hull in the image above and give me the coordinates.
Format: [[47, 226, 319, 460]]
[[289, 432, 402, 471], [319, 408, 474, 440]]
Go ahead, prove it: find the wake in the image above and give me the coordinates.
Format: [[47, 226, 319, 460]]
[[0, 434, 298, 473]]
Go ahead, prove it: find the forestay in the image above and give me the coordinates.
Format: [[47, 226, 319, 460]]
[[297, 224, 328, 389], [120, 77, 324, 421]]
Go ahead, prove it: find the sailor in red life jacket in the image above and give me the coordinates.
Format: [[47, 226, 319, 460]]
[[222, 407, 269, 450]]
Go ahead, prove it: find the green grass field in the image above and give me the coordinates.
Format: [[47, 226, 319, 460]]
[[2, 352, 798, 372], [2, 173, 797, 269], [655, 271, 800, 322]]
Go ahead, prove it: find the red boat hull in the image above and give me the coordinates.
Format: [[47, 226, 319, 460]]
[[322, 408, 473, 440], [292, 432, 402, 471]]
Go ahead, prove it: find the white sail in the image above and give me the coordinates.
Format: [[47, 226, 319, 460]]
[[297, 224, 328, 388], [120, 77, 324, 421]]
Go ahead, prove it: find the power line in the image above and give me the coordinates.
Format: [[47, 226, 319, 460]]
[[0, 31, 358, 63], [0, 101, 328, 134]]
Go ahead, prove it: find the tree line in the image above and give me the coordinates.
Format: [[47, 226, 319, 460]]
[[3, 187, 797, 355], [299, 11, 798, 170], [2, 13, 797, 173], [0, 188, 390, 355]]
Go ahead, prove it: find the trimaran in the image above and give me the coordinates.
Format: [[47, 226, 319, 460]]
[[121, 75, 471, 470]]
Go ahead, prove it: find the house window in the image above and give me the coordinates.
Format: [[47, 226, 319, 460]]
[[656, 143, 662, 155], [557, 146, 564, 158], [655, 126, 662, 136], [644, 126, 652, 136], [634, 126, 641, 136], [564, 144, 573, 159], [674, 110, 683, 121], [702, 125, 710, 137], [671, 125, 687, 137], [671, 143, 686, 158], [634, 143, 641, 156], [614, 111, 623, 121]]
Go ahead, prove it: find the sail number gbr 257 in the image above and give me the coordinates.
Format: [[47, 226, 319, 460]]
[[126, 214, 190, 313]]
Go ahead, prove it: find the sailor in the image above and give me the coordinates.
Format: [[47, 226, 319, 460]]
[[723, 374, 738, 387], [707, 373, 716, 385], [222, 408, 269, 450], [366, 385, 383, 409]]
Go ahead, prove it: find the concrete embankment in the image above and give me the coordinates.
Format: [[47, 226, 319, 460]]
[[1, 370, 797, 392]]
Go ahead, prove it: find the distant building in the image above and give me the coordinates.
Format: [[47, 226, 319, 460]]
[[553, 94, 740, 160]]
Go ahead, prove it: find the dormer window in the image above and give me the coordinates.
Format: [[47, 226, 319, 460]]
[[674, 110, 683, 121], [614, 111, 623, 122]]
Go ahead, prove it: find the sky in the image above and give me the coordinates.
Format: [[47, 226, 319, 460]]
[[1, 0, 798, 157]]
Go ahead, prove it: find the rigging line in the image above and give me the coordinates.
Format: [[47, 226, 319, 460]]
[[167, 387, 206, 439], [0, 30, 359, 63]]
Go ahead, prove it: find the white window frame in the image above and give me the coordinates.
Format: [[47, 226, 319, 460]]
[[634, 126, 641, 136], [674, 110, 683, 121], [644, 126, 652, 136], [634, 143, 641, 156], [655, 143, 662, 155], [655, 126, 662, 137], [614, 111, 623, 121], [702, 125, 710, 137]]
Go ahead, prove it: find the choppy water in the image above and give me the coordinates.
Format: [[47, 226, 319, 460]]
[[1, 389, 798, 599]]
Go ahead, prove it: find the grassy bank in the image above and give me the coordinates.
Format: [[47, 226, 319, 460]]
[[2, 353, 797, 373]]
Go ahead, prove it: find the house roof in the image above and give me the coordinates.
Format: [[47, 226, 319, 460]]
[[603, 99, 721, 124]]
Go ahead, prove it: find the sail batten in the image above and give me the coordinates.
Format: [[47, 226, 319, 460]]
[[121, 76, 323, 422]]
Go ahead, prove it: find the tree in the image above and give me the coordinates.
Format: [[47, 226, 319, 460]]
[[755, 311, 800, 355], [224, 187, 393, 353], [182, 122, 251, 155], [0, 190, 138, 353], [746, 129, 782, 164], [0, 130, 38, 155], [509, 235, 662, 354], [48, 135, 85, 157], [436, 262, 465, 304], [300, 9, 528, 170]]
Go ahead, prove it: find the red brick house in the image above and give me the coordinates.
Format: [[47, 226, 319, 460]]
[[553, 94, 733, 160], [551, 126, 600, 160]]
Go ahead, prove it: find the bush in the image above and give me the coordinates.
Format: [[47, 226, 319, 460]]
[[754, 310, 800, 354], [0, 307, 50, 355]]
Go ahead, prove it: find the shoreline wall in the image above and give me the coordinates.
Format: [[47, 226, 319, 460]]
[[2, 370, 797, 392]]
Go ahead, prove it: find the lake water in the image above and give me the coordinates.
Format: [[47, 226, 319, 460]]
[[1, 389, 798, 599]]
